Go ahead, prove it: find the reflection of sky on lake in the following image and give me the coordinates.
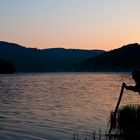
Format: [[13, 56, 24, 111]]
[[0, 73, 140, 139]]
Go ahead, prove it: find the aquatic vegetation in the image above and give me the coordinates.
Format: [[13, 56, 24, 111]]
[[109, 104, 140, 139], [73, 129, 102, 140]]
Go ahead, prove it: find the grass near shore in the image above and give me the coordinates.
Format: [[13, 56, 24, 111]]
[[109, 104, 140, 140], [73, 104, 140, 140]]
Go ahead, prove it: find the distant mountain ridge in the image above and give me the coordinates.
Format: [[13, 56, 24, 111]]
[[1, 41, 140, 72], [83, 43, 140, 71], [0, 41, 105, 72], [41, 47, 104, 63]]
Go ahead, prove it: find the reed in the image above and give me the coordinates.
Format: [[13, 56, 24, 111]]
[[73, 129, 105, 140], [109, 104, 140, 139], [73, 104, 140, 140]]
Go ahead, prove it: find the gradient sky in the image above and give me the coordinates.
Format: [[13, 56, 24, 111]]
[[0, 0, 140, 50]]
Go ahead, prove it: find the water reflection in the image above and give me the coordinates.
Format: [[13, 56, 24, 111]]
[[0, 73, 140, 139]]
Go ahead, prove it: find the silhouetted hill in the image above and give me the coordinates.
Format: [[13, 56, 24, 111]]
[[83, 43, 140, 71], [0, 58, 16, 74], [0, 41, 105, 72], [41, 48, 104, 63], [0, 41, 48, 72]]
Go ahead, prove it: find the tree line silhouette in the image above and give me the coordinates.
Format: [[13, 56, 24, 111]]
[[0, 58, 16, 74]]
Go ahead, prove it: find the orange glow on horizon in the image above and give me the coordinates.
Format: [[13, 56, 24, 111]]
[[1, 0, 140, 51]]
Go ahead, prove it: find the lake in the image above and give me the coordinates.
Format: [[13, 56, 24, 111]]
[[0, 73, 140, 140]]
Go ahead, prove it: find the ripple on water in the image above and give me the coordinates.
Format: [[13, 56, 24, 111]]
[[0, 73, 139, 139]]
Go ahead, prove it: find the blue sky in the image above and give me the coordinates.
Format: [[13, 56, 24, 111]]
[[1, 0, 140, 50]]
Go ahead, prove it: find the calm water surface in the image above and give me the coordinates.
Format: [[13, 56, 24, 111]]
[[0, 73, 140, 140]]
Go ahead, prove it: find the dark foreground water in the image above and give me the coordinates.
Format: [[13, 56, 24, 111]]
[[0, 73, 140, 140]]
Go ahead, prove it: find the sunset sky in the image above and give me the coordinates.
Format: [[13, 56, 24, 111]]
[[1, 0, 140, 50]]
